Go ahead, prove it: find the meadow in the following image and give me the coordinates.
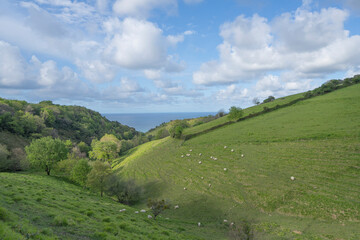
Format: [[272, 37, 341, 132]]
[[114, 84, 360, 239]]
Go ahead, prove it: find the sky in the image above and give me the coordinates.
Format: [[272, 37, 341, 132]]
[[0, 0, 360, 113]]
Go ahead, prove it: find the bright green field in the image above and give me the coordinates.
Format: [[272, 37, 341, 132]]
[[115, 84, 360, 239], [0, 172, 204, 240]]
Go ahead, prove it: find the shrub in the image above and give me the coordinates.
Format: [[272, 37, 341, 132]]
[[262, 96, 275, 104], [105, 175, 142, 205], [147, 199, 170, 220], [53, 216, 69, 226], [228, 106, 244, 121], [0, 207, 9, 221]]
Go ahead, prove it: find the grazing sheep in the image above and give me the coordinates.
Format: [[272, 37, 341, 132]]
[[230, 222, 234, 227], [201, 177, 204, 180], [189, 169, 192, 171], [135, 211, 139, 214], [224, 146, 227, 149], [119, 209, 126, 212], [148, 215, 153, 219], [223, 219, 228, 223], [174, 205, 179, 209], [140, 209, 146, 213], [181, 155, 184, 158], [198, 222, 201, 227], [231, 149, 234, 152], [199, 153, 202, 156], [241, 154, 244, 158], [199, 161, 202, 164], [214, 157, 217, 160], [290, 176, 295, 181], [184, 187, 187, 190], [210, 156, 213, 159], [224, 168, 227, 171], [189, 149, 192, 152], [208, 183, 212, 187], [186, 153, 190, 157]]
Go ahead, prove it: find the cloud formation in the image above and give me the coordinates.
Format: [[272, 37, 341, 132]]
[[193, 3, 360, 94]]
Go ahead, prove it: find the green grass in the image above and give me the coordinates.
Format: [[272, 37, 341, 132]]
[[114, 84, 360, 239], [182, 93, 305, 136], [0, 172, 203, 240]]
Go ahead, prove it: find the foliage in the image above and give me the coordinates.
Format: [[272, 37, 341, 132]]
[[228, 220, 255, 240], [262, 96, 275, 104], [25, 137, 68, 175], [105, 175, 142, 205], [77, 141, 91, 156], [0, 144, 11, 172], [89, 140, 118, 164], [0, 97, 140, 144], [252, 97, 260, 105], [169, 120, 189, 139], [71, 159, 91, 186], [87, 161, 112, 197], [228, 106, 244, 121], [147, 199, 170, 220], [155, 129, 170, 140]]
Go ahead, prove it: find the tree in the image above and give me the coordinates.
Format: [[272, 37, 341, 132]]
[[252, 97, 260, 105], [89, 140, 118, 165], [262, 96, 275, 104], [105, 175, 142, 205], [216, 109, 225, 117], [25, 137, 68, 175], [87, 161, 111, 197], [228, 106, 244, 121], [71, 159, 91, 186], [169, 120, 189, 139], [147, 199, 170, 220], [0, 144, 11, 171]]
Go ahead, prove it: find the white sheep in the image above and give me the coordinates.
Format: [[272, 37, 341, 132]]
[[214, 157, 217, 160], [210, 156, 213, 159], [140, 209, 146, 213], [290, 176, 295, 181], [184, 187, 187, 190], [189, 169, 192, 171], [181, 155, 184, 158], [186, 153, 190, 157], [208, 183, 212, 187], [119, 209, 126, 212], [230, 222, 234, 227], [174, 205, 179, 209], [135, 211, 139, 214], [231, 149, 234, 152], [148, 215, 153, 219], [224, 168, 227, 171], [224, 146, 227, 149], [199, 161, 202, 164], [199, 153, 202, 156], [201, 177, 204, 180], [198, 222, 201, 227], [241, 154, 244, 158], [223, 219, 228, 223], [189, 149, 192, 152]]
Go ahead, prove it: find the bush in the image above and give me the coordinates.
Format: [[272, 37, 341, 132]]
[[105, 175, 142, 205], [71, 159, 91, 186], [169, 120, 189, 139], [228, 106, 244, 121], [262, 96, 275, 104], [147, 199, 170, 219], [0, 207, 9, 221], [53, 216, 69, 226]]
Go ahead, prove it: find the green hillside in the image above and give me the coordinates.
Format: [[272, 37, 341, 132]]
[[114, 84, 360, 239], [0, 172, 203, 240]]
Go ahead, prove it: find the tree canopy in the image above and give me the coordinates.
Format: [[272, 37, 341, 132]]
[[25, 137, 68, 175]]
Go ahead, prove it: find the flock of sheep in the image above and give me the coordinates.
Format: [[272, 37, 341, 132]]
[[119, 145, 296, 227]]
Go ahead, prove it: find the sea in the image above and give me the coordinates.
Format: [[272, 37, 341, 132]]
[[103, 112, 215, 133]]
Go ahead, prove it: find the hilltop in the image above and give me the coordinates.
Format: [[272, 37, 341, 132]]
[[114, 83, 360, 239]]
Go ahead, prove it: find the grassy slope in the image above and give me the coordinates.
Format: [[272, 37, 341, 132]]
[[115, 84, 360, 239], [0, 172, 202, 240]]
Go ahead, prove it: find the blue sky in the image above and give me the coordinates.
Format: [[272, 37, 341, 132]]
[[0, 0, 360, 113]]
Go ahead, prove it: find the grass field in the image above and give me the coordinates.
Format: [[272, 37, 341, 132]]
[[114, 84, 360, 239], [0, 172, 208, 240]]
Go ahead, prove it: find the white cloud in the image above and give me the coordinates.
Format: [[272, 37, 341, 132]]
[[113, 0, 177, 18], [75, 60, 116, 83], [193, 4, 360, 87], [216, 84, 248, 101], [104, 17, 184, 71], [0, 41, 27, 87]]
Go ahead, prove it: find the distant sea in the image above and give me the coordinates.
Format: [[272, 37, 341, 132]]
[[103, 112, 215, 133]]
